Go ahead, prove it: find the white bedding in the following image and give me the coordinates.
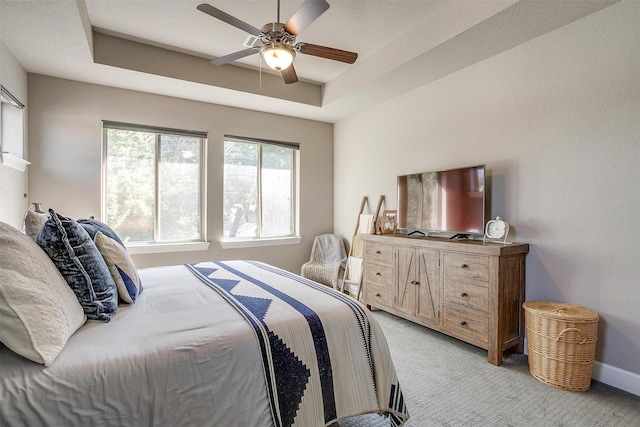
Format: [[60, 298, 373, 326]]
[[0, 261, 407, 427]]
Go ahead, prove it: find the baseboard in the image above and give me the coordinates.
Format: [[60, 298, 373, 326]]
[[592, 361, 640, 397], [523, 339, 640, 397]]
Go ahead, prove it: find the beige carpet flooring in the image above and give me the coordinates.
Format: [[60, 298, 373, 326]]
[[336, 309, 640, 427]]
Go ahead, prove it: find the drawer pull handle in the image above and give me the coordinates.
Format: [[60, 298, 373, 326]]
[[461, 264, 469, 269], [376, 272, 382, 276], [410, 280, 420, 286], [460, 292, 468, 298], [376, 293, 381, 298], [460, 321, 467, 326]]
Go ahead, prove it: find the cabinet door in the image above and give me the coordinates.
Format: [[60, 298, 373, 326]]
[[395, 247, 417, 316], [416, 249, 440, 324]]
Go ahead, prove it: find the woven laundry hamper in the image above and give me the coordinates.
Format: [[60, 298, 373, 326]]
[[523, 301, 599, 391]]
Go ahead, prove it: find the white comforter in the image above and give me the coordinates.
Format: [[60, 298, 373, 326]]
[[0, 261, 407, 427]]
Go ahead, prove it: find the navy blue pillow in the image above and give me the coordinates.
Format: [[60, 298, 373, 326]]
[[36, 210, 118, 322], [78, 216, 125, 247]]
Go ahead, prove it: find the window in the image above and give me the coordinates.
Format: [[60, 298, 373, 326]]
[[223, 135, 298, 240], [102, 121, 206, 245], [1, 86, 28, 171]]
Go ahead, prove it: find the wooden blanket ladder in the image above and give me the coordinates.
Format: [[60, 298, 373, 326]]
[[341, 195, 385, 300]]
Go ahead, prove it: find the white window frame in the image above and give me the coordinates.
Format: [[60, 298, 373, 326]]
[[102, 121, 209, 253], [221, 135, 300, 249]]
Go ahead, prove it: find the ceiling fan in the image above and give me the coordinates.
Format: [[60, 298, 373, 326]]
[[197, 0, 358, 84]]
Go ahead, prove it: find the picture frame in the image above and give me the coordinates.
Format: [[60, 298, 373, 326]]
[[382, 210, 397, 234]]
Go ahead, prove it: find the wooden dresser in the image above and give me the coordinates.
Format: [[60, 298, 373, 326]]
[[361, 234, 529, 365]]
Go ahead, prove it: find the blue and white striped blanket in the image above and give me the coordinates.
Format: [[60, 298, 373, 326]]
[[186, 260, 409, 427]]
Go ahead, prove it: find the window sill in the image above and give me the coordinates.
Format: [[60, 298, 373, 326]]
[[126, 241, 210, 255], [1, 152, 30, 172], [220, 236, 302, 249]]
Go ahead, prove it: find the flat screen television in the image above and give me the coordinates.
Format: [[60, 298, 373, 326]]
[[397, 164, 486, 237]]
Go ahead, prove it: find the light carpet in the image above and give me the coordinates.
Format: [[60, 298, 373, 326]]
[[335, 309, 640, 427]]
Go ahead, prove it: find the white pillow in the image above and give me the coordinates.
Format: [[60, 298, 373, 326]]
[[94, 231, 142, 304], [0, 222, 87, 366]]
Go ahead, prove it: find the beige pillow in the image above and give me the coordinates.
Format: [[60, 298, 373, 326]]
[[94, 231, 142, 304], [23, 206, 50, 240], [0, 222, 87, 365]]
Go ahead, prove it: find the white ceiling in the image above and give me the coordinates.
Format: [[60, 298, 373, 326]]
[[0, 0, 617, 123]]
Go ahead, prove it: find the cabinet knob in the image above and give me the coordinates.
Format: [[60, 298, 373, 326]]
[[376, 293, 381, 298], [376, 250, 381, 254], [376, 272, 382, 276], [461, 264, 469, 269], [460, 321, 467, 326], [460, 292, 468, 298]]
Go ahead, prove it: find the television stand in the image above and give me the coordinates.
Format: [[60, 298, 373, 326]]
[[449, 233, 471, 240], [360, 233, 529, 365]]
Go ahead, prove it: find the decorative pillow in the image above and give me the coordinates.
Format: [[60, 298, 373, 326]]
[[36, 209, 119, 322], [0, 221, 86, 366], [78, 216, 125, 247], [94, 231, 143, 304], [23, 206, 50, 240]]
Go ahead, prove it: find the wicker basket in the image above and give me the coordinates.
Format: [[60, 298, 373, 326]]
[[523, 301, 599, 391]]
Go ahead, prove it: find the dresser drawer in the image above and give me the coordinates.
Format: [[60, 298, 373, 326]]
[[443, 252, 490, 281], [443, 277, 489, 312], [364, 262, 393, 287], [442, 305, 489, 345], [364, 283, 393, 309], [365, 243, 393, 265]]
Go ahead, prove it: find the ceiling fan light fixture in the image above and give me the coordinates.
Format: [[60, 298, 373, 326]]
[[261, 44, 295, 71]]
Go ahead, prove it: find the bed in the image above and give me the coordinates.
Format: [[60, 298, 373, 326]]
[[0, 218, 409, 427]]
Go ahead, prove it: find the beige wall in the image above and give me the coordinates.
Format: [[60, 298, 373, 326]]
[[27, 75, 334, 273], [334, 2, 639, 385], [0, 40, 29, 228]]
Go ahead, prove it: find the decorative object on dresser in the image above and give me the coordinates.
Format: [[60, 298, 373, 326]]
[[483, 216, 510, 244], [381, 210, 397, 234], [361, 233, 529, 365]]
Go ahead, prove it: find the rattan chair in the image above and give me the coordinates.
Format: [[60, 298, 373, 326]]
[[301, 234, 347, 288]]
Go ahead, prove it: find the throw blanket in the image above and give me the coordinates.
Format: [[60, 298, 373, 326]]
[[316, 234, 347, 267], [186, 260, 409, 427]]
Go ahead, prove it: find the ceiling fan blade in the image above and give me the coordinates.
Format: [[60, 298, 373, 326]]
[[282, 64, 298, 84], [283, 0, 330, 36], [297, 43, 358, 64], [197, 3, 262, 37], [210, 48, 259, 66]]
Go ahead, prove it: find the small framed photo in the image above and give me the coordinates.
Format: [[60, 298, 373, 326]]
[[382, 210, 397, 234]]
